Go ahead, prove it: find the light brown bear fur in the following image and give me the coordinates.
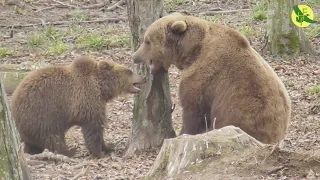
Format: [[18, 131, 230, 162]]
[[11, 56, 146, 158], [132, 13, 291, 144]]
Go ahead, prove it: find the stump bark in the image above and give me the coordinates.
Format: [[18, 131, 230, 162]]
[[125, 0, 176, 156], [0, 80, 32, 180]]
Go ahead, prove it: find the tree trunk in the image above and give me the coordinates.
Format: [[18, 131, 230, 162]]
[[125, 0, 176, 156], [267, 0, 319, 58], [0, 80, 32, 180]]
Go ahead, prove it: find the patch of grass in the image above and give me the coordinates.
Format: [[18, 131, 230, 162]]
[[308, 0, 320, 8], [108, 35, 131, 48], [70, 12, 89, 21], [307, 83, 320, 95], [45, 41, 69, 56], [77, 34, 107, 50], [28, 33, 46, 47], [45, 26, 60, 41], [199, 15, 223, 23], [305, 24, 320, 39], [239, 26, 255, 38], [0, 48, 13, 58], [164, 0, 187, 11], [252, 1, 267, 20]]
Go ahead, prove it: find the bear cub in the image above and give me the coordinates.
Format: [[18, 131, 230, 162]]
[[10, 56, 146, 158]]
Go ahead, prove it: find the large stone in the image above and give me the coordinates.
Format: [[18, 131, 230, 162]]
[[0, 61, 50, 94], [146, 126, 265, 179]]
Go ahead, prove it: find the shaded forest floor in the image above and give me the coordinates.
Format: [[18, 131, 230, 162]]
[[1, 0, 320, 179]]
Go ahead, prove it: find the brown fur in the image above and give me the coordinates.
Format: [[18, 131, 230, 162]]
[[132, 13, 291, 144], [11, 56, 146, 158]]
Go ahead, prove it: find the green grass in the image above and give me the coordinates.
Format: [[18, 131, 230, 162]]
[[239, 26, 255, 37], [252, 1, 267, 20], [305, 24, 320, 39], [307, 83, 320, 95], [27, 33, 45, 47], [199, 15, 223, 23], [45, 41, 69, 55], [70, 12, 89, 21], [77, 34, 107, 50], [0, 48, 13, 58], [45, 26, 60, 41], [164, 0, 187, 11], [308, 0, 320, 8]]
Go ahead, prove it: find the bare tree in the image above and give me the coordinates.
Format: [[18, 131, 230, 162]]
[[125, 0, 176, 156], [267, 0, 319, 57], [0, 80, 32, 180]]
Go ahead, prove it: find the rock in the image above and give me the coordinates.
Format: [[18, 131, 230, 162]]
[[146, 126, 264, 179], [0, 61, 51, 94]]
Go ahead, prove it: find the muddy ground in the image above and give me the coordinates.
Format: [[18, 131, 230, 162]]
[[0, 0, 320, 179]]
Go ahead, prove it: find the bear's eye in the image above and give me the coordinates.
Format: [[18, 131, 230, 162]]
[[145, 39, 151, 45]]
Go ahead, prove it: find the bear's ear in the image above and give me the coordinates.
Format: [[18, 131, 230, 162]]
[[98, 60, 113, 70], [170, 21, 187, 34]]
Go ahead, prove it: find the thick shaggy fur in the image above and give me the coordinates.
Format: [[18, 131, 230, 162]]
[[11, 56, 146, 158], [132, 13, 291, 144]]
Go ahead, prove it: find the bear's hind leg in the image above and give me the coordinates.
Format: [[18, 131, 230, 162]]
[[180, 107, 207, 135], [24, 142, 44, 155], [44, 134, 75, 157]]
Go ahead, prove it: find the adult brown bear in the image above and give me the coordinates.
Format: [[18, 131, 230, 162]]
[[11, 56, 146, 158], [132, 13, 291, 144]]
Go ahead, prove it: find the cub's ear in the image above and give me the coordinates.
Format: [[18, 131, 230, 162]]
[[98, 60, 113, 70], [170, 21, 187, 34]]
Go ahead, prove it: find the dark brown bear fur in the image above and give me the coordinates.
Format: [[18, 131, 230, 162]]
[[132, 13, 291, 144], [10, 56, 146, 158]]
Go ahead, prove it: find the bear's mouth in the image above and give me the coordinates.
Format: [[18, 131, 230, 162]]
[[131, 83, 141, 93]]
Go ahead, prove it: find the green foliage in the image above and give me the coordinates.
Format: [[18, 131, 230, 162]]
[[77, 34, 107, 50], [308, 0, 320, 8], [0, 48, 13, 58], [45, 41, 69, 55], [305, 24, 320, 39], [252, 1, 267, 20], [70, 12, 89, 21], [308, 83, 320, 95], [164, 0, 187, 11], [199, 15, 223, 23], [239, 26, 254, 37], [27, 33, 45, 47], [45, 26, 60, 41]]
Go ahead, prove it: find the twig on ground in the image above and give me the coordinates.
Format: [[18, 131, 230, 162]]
[[261, 143, 280, 164], [52, 0, 78, 8], [199, 9, 251, 16], [170, 104, 176, 114], [27, 149, 78, 163], [34, 6, 55, 13], [106, 0, 126, 11], [1, 18, 126, 28], [71, 167, 89, 180], [266, 166, 285, 175]]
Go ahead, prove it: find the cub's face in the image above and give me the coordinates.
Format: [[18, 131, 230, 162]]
[[98, 60, 146, 94], [132, 13, 188, 74]]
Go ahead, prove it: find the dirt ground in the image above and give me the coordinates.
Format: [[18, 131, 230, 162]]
[[0, 0, 320, 179]]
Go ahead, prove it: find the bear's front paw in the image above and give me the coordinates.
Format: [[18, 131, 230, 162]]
[[102, 143, 114, 154]]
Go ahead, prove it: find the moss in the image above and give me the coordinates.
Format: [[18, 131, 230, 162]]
[[275, 30, 300, 57]]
